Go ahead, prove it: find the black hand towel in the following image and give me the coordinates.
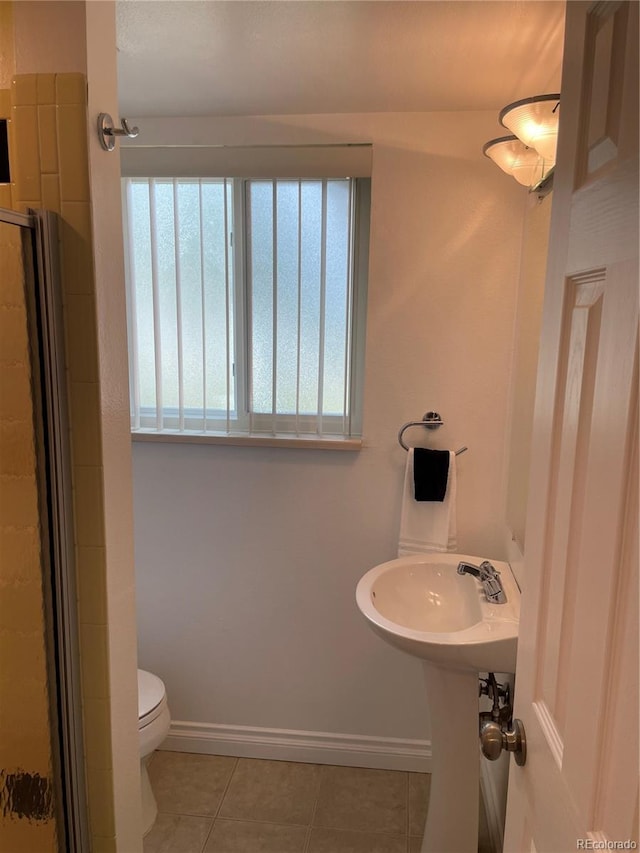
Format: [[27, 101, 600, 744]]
[[413, 448, 450, 502]]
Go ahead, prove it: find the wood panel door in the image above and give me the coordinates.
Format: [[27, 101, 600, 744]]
[[504, 2, 639, 850]]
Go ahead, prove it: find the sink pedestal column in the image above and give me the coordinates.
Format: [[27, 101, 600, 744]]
[[421, 662, 479, 853]]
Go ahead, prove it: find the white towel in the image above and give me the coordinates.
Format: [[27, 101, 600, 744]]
[[398, 449, 457, 556]]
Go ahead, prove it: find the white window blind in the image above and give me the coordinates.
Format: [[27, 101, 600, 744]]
[[123, 176, 369, 442]]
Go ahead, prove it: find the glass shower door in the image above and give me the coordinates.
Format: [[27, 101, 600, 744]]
[[0, 209, 88, 852]]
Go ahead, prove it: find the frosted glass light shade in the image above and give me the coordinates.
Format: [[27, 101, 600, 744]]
[[483, 136, 546, 187], [500, 94, 560, 162]]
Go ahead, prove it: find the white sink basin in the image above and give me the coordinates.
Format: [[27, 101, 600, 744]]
[[356, 552, 520, 672]]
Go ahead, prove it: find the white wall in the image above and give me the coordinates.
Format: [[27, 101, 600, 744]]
[[505, 193, 553, 559], [131, 111, 527, 749], [13, 0, 87, 74], [86, 4, 141, 849]]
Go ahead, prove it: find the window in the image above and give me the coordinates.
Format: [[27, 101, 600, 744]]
[[123, 176, 369, 444]]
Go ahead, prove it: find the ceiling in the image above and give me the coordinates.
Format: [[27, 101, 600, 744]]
[[116, 0, 565, 117]]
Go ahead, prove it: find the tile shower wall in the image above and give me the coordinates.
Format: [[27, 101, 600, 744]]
[[7, 71, 117, 851]]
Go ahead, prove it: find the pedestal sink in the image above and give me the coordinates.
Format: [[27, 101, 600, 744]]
[[356, 553, 520, 853]]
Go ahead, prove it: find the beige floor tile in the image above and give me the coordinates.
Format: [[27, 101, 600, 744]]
[[143, 813, 213, 853], [149, 751, 237, 817], [308, 827, 408, 853], [218, 758, 321, 826], [313, 765, 407, 836], [204, 819, 307, 852], [408, 772, 430, 837]]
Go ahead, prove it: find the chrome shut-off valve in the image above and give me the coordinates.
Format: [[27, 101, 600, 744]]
[[480, 718, 527, 766]]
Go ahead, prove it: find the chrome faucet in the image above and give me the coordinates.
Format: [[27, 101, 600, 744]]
[[457, 560, 507, 604]]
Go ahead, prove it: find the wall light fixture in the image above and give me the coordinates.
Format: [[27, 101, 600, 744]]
[[484, 94, 560, 195]]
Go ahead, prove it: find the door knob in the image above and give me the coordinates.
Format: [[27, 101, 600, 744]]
[[479, 718, 527, 766]]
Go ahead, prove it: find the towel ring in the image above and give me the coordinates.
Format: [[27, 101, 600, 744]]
[[398, 412, 468, 455]]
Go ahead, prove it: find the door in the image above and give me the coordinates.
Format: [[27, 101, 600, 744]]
[[0, 208, 89, 851], [504, 2, 638, 851]]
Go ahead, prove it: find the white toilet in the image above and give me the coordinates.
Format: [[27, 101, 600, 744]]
[[138, 669, 171, 835]]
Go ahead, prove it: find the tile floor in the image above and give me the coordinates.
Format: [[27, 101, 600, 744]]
[[144, 751, 492, 853]]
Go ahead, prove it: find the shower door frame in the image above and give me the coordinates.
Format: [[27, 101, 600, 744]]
[[2, 207, 90, 852]]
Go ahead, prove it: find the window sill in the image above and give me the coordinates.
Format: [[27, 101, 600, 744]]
[[131, 430, 363, 451]]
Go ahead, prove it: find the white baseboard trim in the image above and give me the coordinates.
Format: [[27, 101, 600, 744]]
[[162, 721, 432, 773], [480, 758, 505, 853]]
